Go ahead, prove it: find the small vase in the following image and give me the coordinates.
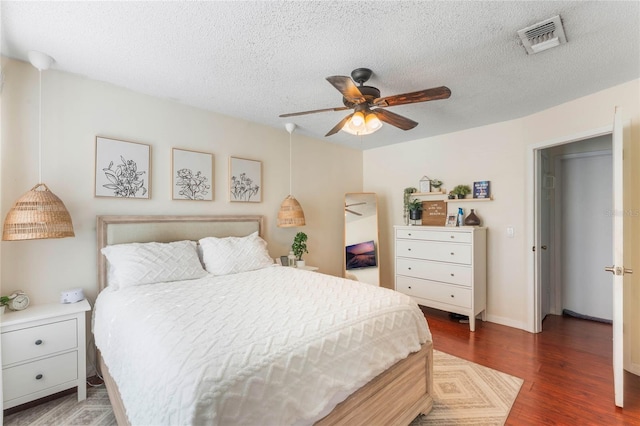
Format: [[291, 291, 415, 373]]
[[464, 209, 481, 226], [296, 260, 306, 268], [457, 194, 465, 199], [409, 210, 422, 220]]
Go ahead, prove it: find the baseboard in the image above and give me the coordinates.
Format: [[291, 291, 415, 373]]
[[626, 362, 640, 376], [484, 313, 529, 332]]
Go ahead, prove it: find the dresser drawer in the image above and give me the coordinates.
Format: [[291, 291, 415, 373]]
[[396, 276, 471, 308], [396, 258, 472, 287], [396, 228, 472, 243], [396, 240, 472, 265], [2, 319, 77, 365], [3, 351, 78, 402]]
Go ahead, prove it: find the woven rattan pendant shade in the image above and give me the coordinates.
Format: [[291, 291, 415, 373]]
[[277, 195, 306, 227], [277, 123, 306, 227], [3, 183, 75, 240]]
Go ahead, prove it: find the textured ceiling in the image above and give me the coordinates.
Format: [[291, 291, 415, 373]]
[[1, 1, 639, 150]]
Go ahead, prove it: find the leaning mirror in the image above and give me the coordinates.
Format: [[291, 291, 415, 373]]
[[344, 192, 380, 286]]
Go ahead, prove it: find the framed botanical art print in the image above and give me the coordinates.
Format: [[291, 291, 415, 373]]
[[229, 156, 262, 202], [95, 136, 150, 198], [172, 148, 214, 201]]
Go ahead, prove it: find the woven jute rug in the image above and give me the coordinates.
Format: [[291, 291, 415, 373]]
[[412, 350, 523, 425], [4, 350, 522, 426]]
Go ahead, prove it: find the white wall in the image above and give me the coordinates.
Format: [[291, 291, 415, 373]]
[[364, 79, 640, 356], [560, 152, 613, 320], [0, 57, 363, 305]]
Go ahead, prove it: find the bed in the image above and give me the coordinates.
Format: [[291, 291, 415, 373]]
[[93, 215, 433, 425]]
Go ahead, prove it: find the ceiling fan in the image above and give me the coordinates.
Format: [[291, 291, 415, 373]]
[[345, 201, 366, 216], [280, 68, 451, 137]]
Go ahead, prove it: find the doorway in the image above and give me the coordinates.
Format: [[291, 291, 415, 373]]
[[539, 136, 613, 325]]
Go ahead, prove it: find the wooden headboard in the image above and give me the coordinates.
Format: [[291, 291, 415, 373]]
[[96, 215, 264, 291]]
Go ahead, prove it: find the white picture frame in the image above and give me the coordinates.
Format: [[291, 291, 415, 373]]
[[95, 136, 150, 199], [229, 157, 262, 202], [172, 148, 214, 201]]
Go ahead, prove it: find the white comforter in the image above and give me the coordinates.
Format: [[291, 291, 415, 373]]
[[93, 266, 431, 425]]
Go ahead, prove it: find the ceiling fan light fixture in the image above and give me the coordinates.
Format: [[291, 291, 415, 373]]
[[351, 111, 365, 127], [366, 113, 382, 131], [342, 111, 382, 136]]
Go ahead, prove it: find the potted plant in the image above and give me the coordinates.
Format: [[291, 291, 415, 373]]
[[292, 232, 308, 267], [448, 191, 456, 199], [452, 184, 471, 199], [430, 179, 443, 190], [0, 295, 9, 315], [403, 187, 417, 225], [408, 199, 423, 221]]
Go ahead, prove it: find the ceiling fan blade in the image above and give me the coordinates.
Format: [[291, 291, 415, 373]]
[[345, 208, 363, 216], [279, 106, 350, 118], [374, 86, 451, 107], [373, 109, 418, 130], [326, 76, 365, 104], [325, 113, 353, 137]]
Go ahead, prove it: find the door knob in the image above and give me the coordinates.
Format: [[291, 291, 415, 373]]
[[541, 245, 548, 250], [605, 266, 633, 275]]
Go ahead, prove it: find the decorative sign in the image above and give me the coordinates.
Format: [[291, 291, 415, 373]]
[[473, 181, 491, 199], [421, 201, 447, 226]]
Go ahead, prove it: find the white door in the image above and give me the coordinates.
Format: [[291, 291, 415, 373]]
[[606, 107, 628, 407]]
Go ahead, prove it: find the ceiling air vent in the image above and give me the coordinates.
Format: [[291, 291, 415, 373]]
[[518, 15, 567, 55]]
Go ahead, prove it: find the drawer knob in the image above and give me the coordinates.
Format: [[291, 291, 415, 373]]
[[450, 235, 455, 239], [408, 233, 412, 236], [450, 294, 455, 298], [408, 248, 412, 251], [35, 374, 43, 380], [408, 286, 412, 289], [450, 252, 455, 255], [35, 339, 43, 346], [408, 267, 412, 270], [450, 273, 455, 276]]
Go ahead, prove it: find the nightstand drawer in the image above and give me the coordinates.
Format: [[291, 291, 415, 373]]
[[396, 275, 471, 309], [396, 240, 472, 264], [396, 228, 472, 243], [396, 258, 472, 287], [2, 319, 77, 365], [3, 351, 78, 402]]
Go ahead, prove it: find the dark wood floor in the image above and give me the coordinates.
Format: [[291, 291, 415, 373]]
[[422, 306, 640, 425]]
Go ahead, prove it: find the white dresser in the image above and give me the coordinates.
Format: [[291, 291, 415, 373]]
[[394, 226, 487, 331], [1, 299, 91, 409]]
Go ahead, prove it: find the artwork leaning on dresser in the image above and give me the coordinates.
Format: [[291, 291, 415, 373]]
[[394, 226, 487, 331]]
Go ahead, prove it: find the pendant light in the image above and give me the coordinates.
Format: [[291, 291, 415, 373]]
[[2, 51, 75, 241], [277, 123, 306, 227]]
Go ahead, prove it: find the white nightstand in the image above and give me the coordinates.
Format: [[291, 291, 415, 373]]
[[1, 299, 91, 409], [297, 265, 319, 272]]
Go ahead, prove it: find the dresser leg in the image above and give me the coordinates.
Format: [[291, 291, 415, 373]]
[[469, 315, 476, 332]]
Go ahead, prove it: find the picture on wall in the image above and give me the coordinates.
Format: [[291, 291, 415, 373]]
[[473, 180, 491, 199], [95, 136, 150, 198], [172, 148, 213, 201], [229, 157, 262, 202]]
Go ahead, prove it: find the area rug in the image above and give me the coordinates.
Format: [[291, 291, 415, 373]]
[[412, 350, 523, 425], [3, 350, 522, 426]]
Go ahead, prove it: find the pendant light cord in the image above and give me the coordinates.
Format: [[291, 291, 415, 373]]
[[289, 130, 292, 195], [38, 68, 42, 184]]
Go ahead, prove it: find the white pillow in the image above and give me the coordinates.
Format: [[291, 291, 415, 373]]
[[101, 240, 208, 289], [199, 232, 273, 276]]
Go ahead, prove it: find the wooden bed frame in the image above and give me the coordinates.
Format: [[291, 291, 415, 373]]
[[95, 215, 433, 425]]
